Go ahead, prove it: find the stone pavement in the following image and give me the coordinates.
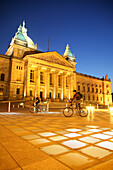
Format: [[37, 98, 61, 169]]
[[0, 108, 113, 170]]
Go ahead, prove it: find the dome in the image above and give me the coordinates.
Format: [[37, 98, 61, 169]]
[[15, 25, 26, 41]]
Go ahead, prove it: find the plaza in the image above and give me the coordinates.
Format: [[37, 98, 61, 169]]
[[0, 107, 113, 170]]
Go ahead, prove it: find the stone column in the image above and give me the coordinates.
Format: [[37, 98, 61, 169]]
[[26, 62, 30, 97], [45, 68, 50, 99], [36, 67, 41, 98], [69, 73, 73, 99], [61, 72, 66, 100], [53, 70, 59, 100]]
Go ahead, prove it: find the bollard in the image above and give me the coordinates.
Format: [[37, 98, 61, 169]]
[[47, 102, 49, 112], [8, 102, 11, 113]]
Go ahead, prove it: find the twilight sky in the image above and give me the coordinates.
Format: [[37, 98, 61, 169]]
[[0, 0, 113, 92]]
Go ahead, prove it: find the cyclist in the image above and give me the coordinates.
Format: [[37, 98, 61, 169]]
[[34, 94, 40, 112], [70, 90, 83, 110]]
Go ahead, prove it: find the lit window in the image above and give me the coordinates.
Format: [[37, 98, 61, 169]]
[[0, 88, 3, 95], [30, 70, 34, 82]]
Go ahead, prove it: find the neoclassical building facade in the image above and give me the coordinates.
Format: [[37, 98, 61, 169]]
[[0, 22, 112, 105]]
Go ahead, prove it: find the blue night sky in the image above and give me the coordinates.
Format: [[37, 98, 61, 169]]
[[0, 0, 113, 92]]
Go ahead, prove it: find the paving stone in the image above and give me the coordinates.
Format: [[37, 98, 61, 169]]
[[56, 152, 94, 169], [21, 134, 40, 140], [86, 125, 99, 128], [38, 132, 57, 137], [79, 131, 93, 135], [96, 141, 113, 151], [79, 146, 112, 159], [79, 136, 101, 143], [88, 129, 102, 132], [64, 133, 81, 138], [40, 144, 70, 155], [49, 135, 68, 141], [29, 138, 50, 145], [91, 133, 112, 140], [62, 140, 86, 149], [103, 131, 113, 136], [66, 128, 81, 132]]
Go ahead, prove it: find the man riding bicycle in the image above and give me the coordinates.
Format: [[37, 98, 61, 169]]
[[70, 90, 83, 110], [34, 94, 40, 112]]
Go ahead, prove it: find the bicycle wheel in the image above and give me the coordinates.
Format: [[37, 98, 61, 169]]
[[42, 106, 47, 112], [79, 110, 88, 117], [63, 107, 73, 117], [29, 106, 36, 113]]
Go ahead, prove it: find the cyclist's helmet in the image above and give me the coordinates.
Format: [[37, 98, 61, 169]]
[[73, 90, 76, 92]]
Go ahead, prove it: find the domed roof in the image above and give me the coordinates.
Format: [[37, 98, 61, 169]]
[[15, 25, 26, 41], [63, 44, 73, 57]]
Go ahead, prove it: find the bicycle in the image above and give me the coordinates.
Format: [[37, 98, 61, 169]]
[[63, 102, 88, 117], [29, 103, 47, 113]]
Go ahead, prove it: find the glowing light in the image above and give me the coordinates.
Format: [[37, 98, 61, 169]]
[[109, 107, 113, 111], [86, 106, 94, 110]]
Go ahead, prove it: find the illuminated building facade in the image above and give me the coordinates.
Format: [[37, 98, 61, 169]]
[[0, 22, 112, 105]]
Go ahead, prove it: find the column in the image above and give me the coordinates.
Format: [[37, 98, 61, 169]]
[[36, 67, 41, 97], [61, 72, 66, 100], [53, 70, 59, 100], [45, 68, 50, 99], [69, 73, 73, 99], [26, 62, 30, 97]]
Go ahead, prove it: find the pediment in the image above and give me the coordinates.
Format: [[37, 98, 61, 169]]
[[28, 51, 75, 68]]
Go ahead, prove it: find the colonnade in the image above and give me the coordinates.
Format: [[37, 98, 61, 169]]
[[24, 63, 74, 101]]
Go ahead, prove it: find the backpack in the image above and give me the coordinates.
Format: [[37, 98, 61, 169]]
[[76, 92, 83, 100]]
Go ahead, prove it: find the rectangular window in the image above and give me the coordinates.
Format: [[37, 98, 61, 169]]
[[30, 90, 32, 96], [78, 85, 80, 91], [87, 86, 90, 92], [58, 75, 61, 86], [83, 86, 85, 92], [92, 87, 94, 93], [96, 88, 98, 93], [1, 74, 5, 81], [40, 72, 44, 83], [30, 70, 34, 82], [16, 88, 20, 94], [50, 73, 52, 85], [0, 88, 3, 96]]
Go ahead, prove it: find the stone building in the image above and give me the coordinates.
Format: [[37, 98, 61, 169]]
[[0, 22, 112, 105]]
